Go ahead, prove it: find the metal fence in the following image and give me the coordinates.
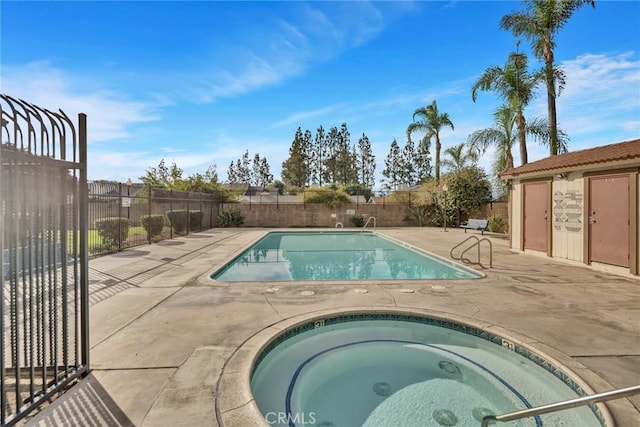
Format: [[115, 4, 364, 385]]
[[88, 182, 219, 257], [1, 95, 89, 425]]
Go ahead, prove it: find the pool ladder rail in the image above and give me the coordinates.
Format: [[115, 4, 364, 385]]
[[450, 235, 492, 268], [481, 384, 640, 426], [362, 216, 376, 230]]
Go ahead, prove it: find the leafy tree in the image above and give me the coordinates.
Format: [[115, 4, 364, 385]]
[[335, 123, 357, 185], [227, 160, 238, 184], [382, 139, 402, 191], [227, 151, 251, 184], [181, 164, 220, 193], [407, 100, 454, 182], [345, 183, 373, 201], [400, 137, 416, 185], [303, 129, 313, 186], [414, 136, 432, 183], [140, 159, 183, 188], [442, 143, 478, 172], [322, 126, 340, 184], [500, 0, 595, 155], [257, 156, 273, 187], [269, 180, 286, 195], [442, 166, 493, 224], [141, 160, 228, 196], [356, 133, 376, 189], [252, 153, 262, 186], [471, 49, 545, 165], [311, 126, 326, 186], [238, 150, 251, 183], [281, 127, 309, 188]]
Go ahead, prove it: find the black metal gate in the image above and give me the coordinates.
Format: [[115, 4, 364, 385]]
[[0, 95, 89, 425]]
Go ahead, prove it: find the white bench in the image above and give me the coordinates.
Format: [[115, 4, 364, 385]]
[[461, 219, 488, 235]]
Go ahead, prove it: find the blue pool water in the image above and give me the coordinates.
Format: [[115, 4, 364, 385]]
[[211, 231, 481, 281], [251, 314, 604, 427]]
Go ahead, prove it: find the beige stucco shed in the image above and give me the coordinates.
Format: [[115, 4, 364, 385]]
[[501, 138, 640, 276]]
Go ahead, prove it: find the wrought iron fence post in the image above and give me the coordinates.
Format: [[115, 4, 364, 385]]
[[118, 181, 123, 251], [148, 185, 152, 245], [79, 112, 90, 373]]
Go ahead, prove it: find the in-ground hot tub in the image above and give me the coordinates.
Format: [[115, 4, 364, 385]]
[[244, 311, 608, 427]]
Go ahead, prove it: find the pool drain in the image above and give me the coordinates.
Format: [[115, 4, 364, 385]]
[[372, 382, 392, 396], [316, 422, 335, 427], [432, 409, 458, 426], [472, 407, 496, 422], [438, 360, 461, 375]]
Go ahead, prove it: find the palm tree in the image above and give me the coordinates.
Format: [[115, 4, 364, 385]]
[[471, 49, 544, 165], [442, 143, 478, 172], [468, 106, 518, 178], [468, 105, 567, 180], [407, 100, 454, 182], [500, 0, 595, 155]]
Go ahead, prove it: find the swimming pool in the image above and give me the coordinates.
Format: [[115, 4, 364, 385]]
[[250, 313, 605, 427], [211, 231, 481, 281]]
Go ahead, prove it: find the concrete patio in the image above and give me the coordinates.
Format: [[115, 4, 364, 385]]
[[25, 227, 640, 426]]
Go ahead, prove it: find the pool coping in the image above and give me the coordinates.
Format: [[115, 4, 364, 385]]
[[207, 230, 485, 285], [214, 306, 615, 427]]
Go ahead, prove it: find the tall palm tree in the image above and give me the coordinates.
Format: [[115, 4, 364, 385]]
[[407, 100, 454, 182], [441, 143, 478, 172], [500, 0, 595, 155], [471, 49, 544, 165]]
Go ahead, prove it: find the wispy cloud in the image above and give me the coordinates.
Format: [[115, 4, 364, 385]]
[[270, 102, 351, 129], [2, 61, 161, 142], [553, 52, 639, 142], [191, 2, 399, 103]]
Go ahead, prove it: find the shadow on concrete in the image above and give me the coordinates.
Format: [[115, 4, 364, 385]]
[[26, 374, 133, 427]]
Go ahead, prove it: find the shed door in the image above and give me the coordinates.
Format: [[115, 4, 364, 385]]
[[523, 181, 548, 252], [589, 175, 629, 267]]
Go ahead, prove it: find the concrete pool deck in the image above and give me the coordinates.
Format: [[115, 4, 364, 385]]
[[26, 228, 639, 426]]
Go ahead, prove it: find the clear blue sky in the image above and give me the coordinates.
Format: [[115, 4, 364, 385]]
[[2, 1, 639, 188]]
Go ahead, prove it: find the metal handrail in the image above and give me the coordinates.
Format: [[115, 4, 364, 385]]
[[481, 384, 640, 426], [450, 235, 492, 268], [450, 235, 480, 257], [363, 216, 376, 230], [461, 237, 492, 268]]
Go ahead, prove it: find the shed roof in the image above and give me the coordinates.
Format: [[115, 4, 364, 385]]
[[500, 138, 640, 178]]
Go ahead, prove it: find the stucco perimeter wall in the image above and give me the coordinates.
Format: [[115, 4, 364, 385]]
[[474, 201, 508, 222], [220, 203, 411, 227]]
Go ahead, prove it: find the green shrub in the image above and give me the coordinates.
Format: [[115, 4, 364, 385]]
[[350, 214, 365, 227], [189, 210, 204, 231], [405, 205, 431, 226], [488, 214, 506, 233], [141, 214, 165, 238], [95, 217, 129, 247], [218, 209, 245, 227], [166, 210, 190, 233], [303, 185, 352, 208]]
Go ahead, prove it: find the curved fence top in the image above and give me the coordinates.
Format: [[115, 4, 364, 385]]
[[1, 94, 82, 162]]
